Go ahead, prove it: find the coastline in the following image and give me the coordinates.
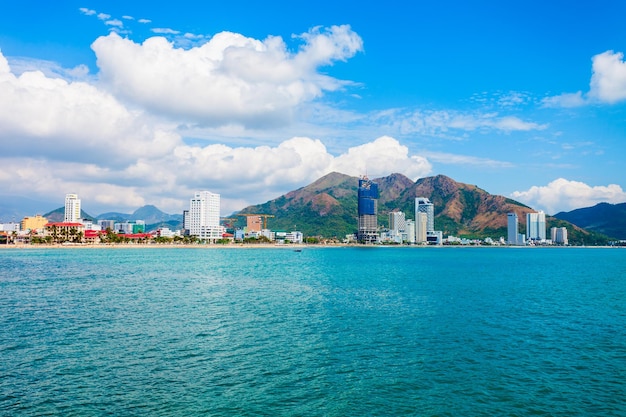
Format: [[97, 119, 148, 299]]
[[0, 243, 621, 250]]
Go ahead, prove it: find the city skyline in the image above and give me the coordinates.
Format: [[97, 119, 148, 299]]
[[1, 1, 625, 217]]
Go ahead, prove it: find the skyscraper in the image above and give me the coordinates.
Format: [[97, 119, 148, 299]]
[[415, 197, 434, 232], [189, 191, 223, 241], [526, 211, 546, 242], [64, 193, 81, 223], [357, 177, 379, 243], [507, 212, 519, 245]]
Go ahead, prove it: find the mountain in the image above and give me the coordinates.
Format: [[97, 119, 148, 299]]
[[236, 172, 610, 244], [42, 205, 183, 231], [43, 208, 96, 223], [554, 202, 626, 239], [97, 205, 183, 225]]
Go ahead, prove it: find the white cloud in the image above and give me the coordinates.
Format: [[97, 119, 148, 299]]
[[383, 109, 546, 136], [423, 151, 513, 168], [0, 50, 179, 166], [330, 136, 432, 180], [511, 178, 626, 214], [138, 18, 151, 24], [6, 57, 90, 81], [589, 50, 626, 104], [122, 15, 134, 20], [541, 91, 585, 108], [151, 28, 181, 35], [79, 8, 96, 16], [105, 19, 124, 28], [91, 25, 363, 128], [97, 13, 111, 20], [542, 50, 626, 107]]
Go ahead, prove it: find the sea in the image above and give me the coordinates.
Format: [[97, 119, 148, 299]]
[[1, 246, 625, 416]]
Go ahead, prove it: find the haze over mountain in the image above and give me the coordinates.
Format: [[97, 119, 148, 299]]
[[237, 172, 610, 244]]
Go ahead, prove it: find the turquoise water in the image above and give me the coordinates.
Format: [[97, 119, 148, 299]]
[[1, 247, 625, 416]]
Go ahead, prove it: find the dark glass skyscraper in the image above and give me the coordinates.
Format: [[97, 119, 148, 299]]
[[357, 177, 379, 243]]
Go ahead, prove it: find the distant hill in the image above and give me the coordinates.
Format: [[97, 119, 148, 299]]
[[97, 205, 182, 225], [554, 202, 626, 239], [43, 208, 96, 223], [43, 205, 183, 232], [236, 172, 610, 244]]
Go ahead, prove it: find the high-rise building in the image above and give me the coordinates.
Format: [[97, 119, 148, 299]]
[[551, 227, 568, 245], [526, 211, 546, 242], [415, 212, 428, 243], [189, 191, 223, 241], [507, 213, 519, 245], [388, 211, 406, 233], [415, 197, 434, 232], [64, 194, 81, 223], [357, 177, 379, 243]]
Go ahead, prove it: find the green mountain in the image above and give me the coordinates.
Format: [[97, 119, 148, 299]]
[[235, 172, 610, 245], [554, 202, 626, 240]]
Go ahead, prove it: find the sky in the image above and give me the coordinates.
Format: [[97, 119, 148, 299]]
[[1, 0, 625, 217]]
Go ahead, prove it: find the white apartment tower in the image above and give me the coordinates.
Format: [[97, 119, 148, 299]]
[[189, 191, 223, 241], [64, 193, 81, 223], [526, 211, 546, 242], [415, 198, 434, 232]]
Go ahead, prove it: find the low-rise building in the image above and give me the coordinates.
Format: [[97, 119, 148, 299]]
[[21, 215, 47, 232]]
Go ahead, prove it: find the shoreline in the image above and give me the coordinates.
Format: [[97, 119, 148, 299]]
[[0, 243, 622, 250]]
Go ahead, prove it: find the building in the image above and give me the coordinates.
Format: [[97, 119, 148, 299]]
[[405, 219, 416, 244], [526, 211, 546, 242], [98, 219, 115, 231], [507, 213, 519, 245], [388, 211, 406, 233], [21, 215, 48, 232], [507, 212, 526, 245], [245, 216, 263, 233], [64, 194, 81, 223], [44, 222, 85, 243], [415, 212, 428, 243], [188, 191, 224, 241], [415, 198, 434, 232], [357, 177, 379, 243], [551, 227, 568, 245]]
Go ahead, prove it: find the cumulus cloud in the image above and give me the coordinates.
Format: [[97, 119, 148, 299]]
[[511, 178, 626, 214], [0, 114, 432, 214], [0, 50, 179, 166], [91, 25, 363, 128], [589, 50, 626, 103], [543, 50, 626, 107], [330, 136, 431, 180]]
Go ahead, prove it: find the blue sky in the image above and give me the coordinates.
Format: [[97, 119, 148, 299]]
[[1, 0, 625, 217]]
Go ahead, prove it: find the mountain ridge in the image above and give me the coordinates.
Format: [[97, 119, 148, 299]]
[[237, 172, 611, 244]]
